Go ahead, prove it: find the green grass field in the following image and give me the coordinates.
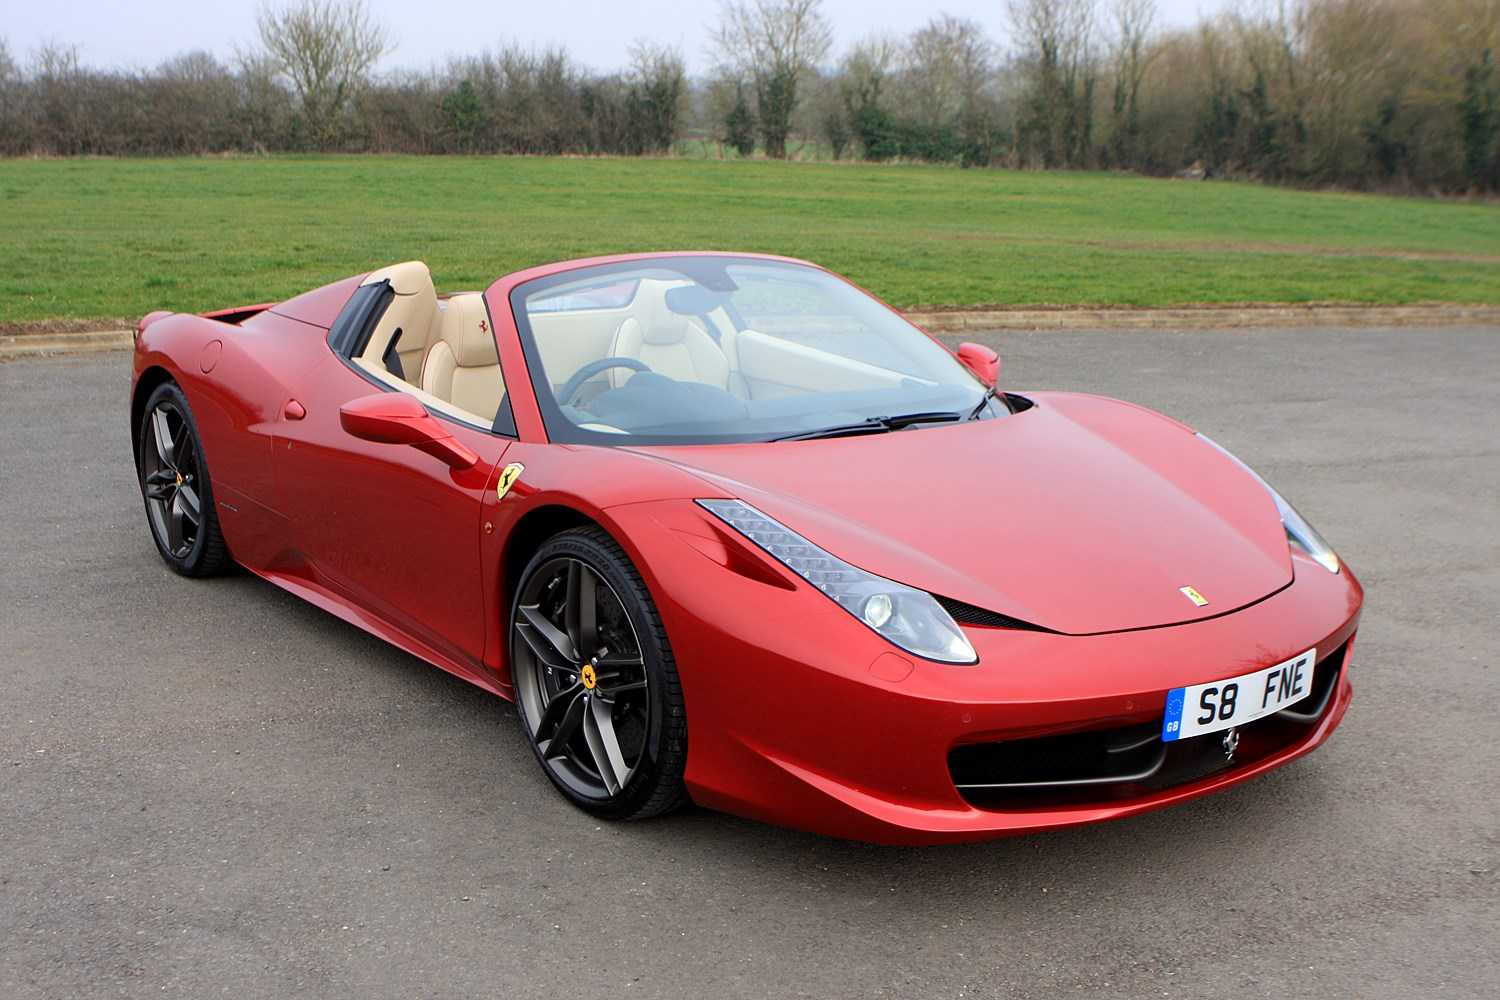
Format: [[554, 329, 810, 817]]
[[2, 155, 1498, 329]]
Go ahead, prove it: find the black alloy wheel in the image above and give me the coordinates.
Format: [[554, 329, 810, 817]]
[[511, 527, 687, 820], [137, 382, 230, 576]]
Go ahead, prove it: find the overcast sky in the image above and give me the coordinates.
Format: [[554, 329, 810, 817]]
[[10, 1, 1231, 75]]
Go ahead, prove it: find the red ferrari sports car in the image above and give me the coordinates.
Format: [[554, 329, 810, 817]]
[[130, 252, 1362, 844]]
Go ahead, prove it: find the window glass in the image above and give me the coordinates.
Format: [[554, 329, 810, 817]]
[[511, 256, 992, 445], [527, 280, 639, 314]]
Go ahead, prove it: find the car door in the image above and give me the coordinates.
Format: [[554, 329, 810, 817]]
[[270, 291, 511, 670]]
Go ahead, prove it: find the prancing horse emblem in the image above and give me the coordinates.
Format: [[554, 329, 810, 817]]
[[1180, 586, 1209, 608], [1221, 727, 1241, 761], [496, 462, 525, 501]]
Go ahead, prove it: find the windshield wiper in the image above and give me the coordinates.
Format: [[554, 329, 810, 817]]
[[968, 388, 999, 421], [772, 410, 964, 442]]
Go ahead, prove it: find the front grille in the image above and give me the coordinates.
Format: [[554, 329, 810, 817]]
[[935, 595, 1052, 632], [949, 640, 1349, 809]]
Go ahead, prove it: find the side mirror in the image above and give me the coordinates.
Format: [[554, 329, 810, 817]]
[[339, 393, 478, 470], [956, 342, 1000, 389]]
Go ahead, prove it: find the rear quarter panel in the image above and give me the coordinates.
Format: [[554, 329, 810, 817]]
[[133, 308, 334, 571]]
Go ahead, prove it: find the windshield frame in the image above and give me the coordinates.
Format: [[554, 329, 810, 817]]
[[507, 254, 987, 447]]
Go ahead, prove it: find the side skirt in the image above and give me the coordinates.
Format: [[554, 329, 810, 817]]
[[252, 566, 515, 701]]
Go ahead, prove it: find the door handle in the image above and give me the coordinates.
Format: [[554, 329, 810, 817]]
[[283, 399, 307, 420]]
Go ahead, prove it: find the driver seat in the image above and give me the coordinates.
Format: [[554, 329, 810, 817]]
[[607, 280, 730, 391], [420, 294, 506, 423]]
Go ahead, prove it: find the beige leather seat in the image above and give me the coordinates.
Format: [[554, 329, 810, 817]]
[[606, 281, 730, 390], [359, 261, 440, 383], [421, 293, 506, 423]]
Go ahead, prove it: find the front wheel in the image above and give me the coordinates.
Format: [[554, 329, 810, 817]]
[[511, 527, 687, 820], [136, 381, 232, 577]]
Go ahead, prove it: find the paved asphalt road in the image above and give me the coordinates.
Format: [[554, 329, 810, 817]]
[[2, 328, 1497, 999]]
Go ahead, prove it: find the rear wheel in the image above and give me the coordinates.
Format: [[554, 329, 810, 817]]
[[137, 381, 231, 577], [511, 527, 687, 820]]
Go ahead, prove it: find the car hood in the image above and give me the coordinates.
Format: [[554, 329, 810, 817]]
[[632, 392, 1293, 635]]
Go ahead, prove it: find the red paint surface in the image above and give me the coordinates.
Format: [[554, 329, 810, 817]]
[[131, 253, 1364, 843]]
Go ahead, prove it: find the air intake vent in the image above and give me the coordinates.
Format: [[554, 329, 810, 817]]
[[935, 595, 1051, 632]]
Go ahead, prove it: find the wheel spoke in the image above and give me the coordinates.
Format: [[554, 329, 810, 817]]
[[565, 561, 599, 659], [171, 425, 194, 470], [518, 603, 578, 665], [597, 679, 647, 701], [583, 696, 628, 795], [177, 484, 202, 525], [151, 409, 176, 468], [144, 470, 175, 501], [537, 685, 585, 759], [167, 493, 187, 553], [515, 622, 567, 670], [594, 655, 646, 701]]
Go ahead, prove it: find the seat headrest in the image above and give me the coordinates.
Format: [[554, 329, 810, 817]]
[[437, 294, 497, 367], [362, 260, 434, 297], [635, 280, 702, 346]]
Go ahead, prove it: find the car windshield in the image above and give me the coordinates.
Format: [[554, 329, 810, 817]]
[[510, 256, 994, 445]]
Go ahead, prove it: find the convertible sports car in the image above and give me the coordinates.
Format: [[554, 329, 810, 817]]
[[130, 252, 1362, 844]]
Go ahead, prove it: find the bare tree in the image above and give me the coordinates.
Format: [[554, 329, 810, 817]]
[[1421, 0, 1500, 187], [479, 44, 585, 155], [802, 69, 847, 158], [1107, 0, 1158, 164], [835, 36, 899, 159], [839, 35, 899, 114], [256, 0, 390, 148], [699, 73, 748, 157], [30, 42, 88, 154], [1007, 0, 1099, 167], [627, 40, 686, 153], [1289, 0, 1410, 181], [711, 0, 833, 158], [0, 37, 20, 154], [233, 50, 295, 152], [153, 51, 240, 153], [905, 14, 992, 125], [3, 0, 1497, 190], [32, 41, 81, 80], [0, 37, 16, 110]]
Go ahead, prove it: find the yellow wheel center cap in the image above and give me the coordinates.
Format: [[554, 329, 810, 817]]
[[580, 664, 597, 690], [175, 471, 184, 487]]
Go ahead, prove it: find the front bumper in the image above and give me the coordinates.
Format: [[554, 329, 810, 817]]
[[608, 500, 1364, 845]]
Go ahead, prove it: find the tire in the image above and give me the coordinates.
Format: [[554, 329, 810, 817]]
[[136, 380, 232, 577], [510, 526, 688, 820]]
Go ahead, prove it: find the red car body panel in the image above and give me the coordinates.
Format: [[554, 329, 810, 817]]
[[131, 252, 1364, 844], [270, 273, 368, 327], [631, 393, 1294, 636], [617, 491, 1358, 843]]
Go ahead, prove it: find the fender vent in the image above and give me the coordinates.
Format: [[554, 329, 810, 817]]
[[934, 595, 1052, 632]]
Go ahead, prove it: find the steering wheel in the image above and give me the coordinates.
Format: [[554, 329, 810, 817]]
[[557, 357, 653, 406]]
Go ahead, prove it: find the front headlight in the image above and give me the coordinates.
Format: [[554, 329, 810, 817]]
[[1197, 434, 1340, 574], [696, 499, 978, 664]]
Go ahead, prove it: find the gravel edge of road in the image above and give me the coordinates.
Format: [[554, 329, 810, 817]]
[[5, 303, 1499, 361]]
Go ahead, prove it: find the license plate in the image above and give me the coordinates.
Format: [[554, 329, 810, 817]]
[[1162, 648, 1317, 742]]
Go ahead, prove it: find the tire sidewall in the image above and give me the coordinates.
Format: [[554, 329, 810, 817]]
[[510, 529, 681, 820]]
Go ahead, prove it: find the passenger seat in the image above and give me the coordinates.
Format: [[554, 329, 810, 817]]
[[421, 294, 506, 423], [359, 261, 441, 383], [607, 280, 730, 390]]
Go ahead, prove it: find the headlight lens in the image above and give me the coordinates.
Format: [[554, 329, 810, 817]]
[[1197, 434, 1340, 574], [696, 499, 978, 664]]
